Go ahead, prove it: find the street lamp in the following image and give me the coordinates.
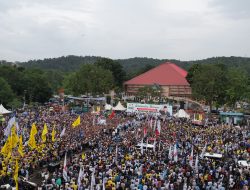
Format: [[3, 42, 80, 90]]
[[23, 90, 27, 109]]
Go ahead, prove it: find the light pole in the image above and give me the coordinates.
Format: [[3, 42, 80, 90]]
[[23, 90, 27, 109]]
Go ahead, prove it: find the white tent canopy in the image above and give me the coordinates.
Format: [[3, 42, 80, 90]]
[[104, 104, 112, 110], [113, 101, 126, 111], [136, 143, 155, 149], [0, 104, 11, 114], [174, 109, 190, 119], [238, 160, 250, 167], [204, 152, 223, 158]]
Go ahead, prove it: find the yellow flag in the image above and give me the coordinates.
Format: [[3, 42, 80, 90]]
[[42, 124, 48, 143], [81, 152, 86, 160], [31, 123, 38, 136], [18, 136, 24, 157], [51, 127, 56, 142], [11, 125, 19, 149], [96, 106, 100, 112], [7, 151, 12, 161], [72, 116, 80, 128], [28, 123, 38, 149], [14, 160, 18, 190], [1, 139, 8, 156], [28, 136, 37, 150], [1, 136, 12, 156]]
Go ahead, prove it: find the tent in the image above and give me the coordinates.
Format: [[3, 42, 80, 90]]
[[113, 101, 126, 111], [238, 160, 250, 167], [174, 109, 190, 119], [104, 104, 112, 110], [136, 143, 155, 149], [204, 152, 223, 159], [0, 104, 11, 114]]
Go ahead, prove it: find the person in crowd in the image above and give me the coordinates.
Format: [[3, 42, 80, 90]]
[[0, 106, 249, 189]]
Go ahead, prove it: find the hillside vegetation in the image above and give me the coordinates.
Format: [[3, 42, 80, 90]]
[[0, 56, 249, 109], [18, 56, 250, 76]]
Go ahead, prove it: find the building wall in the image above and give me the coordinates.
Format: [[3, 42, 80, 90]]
[[161, 86, 170, 97], [125, 84, 192, 97], [169, 85, 192, 97]]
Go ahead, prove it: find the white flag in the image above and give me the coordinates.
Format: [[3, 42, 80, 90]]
[[4, 117, 18, 137], [173, 144, 178, 162], [153, 119, 157, 131], [153, 139, 156, 152], [141, 139, 144, 154], [157, 120, 161, 134], [63, 153, 68, 182], [77, 167, 84, 188], [138, 164, 143, 176], [102, 178, 105, 190], [60, 127, 66, 138], [189, 146, 194, 168], [146, 138, 148, 151], [150, 119, 153, 128], [200, 143, 207, 159], [168, 145, 172, 160], [90, 169, 96, 190], [195, 154, 199, 173], [115, 145, 118, 161], [92, 116, 95, 126]]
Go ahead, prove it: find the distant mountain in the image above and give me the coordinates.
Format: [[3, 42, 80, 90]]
[[20, 55, 102, 72], [17, 55, 250, 75], [0, 60, 15, 66]]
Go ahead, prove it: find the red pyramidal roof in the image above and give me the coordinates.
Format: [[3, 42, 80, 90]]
[[124, 62, 189, 86]]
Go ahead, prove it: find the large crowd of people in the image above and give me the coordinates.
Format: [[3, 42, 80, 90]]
[[0, 106, 249, 190]]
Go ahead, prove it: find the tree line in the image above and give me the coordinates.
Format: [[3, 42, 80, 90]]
[[0, 56, 249, 110], [0, 65, 53, 108], [187, 63, 250, 110], [19, 55, 250, 75], [0, 58, 126, 108]]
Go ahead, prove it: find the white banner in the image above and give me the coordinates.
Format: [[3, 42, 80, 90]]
[[127, 103, 172, 115]]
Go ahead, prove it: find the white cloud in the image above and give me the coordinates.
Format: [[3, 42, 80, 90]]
[[208, 0, 250, 19], [0, 0, 249, 61]]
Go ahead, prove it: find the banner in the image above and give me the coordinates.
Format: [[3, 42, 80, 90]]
[[126, 103, 172, 115]]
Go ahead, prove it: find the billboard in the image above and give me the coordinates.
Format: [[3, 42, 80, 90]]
[[127, 103, 172, 116]]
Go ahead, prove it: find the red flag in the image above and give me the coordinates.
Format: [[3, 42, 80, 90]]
[[143, 127, 147, 137], [108, 110, 115, 119], [155, 129, 160, 137], [149, 137, 156, 141]]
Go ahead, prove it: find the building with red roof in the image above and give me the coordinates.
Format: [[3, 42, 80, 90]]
[[124, 62, 191, 97]]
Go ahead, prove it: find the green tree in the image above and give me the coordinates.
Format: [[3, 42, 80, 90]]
[[64, 64, 114, 96], [186, 64, 202, 84], [23, 69, 53, 103], [189, 64, 228, 111], [137, 64, 155, 75], [7, 98, 22, 109], [225, 68, 249, 108], [0, 77, 15, 105], [136, 85, 162, 102], [246, 78, 250, 102], [44, 70, 65, 93], [63, 72, 78, 95], [0, 65, 26, 96], [94, 58, 126, 88]]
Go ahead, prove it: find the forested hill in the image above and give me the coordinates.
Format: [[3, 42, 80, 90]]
[[19, 55, 250, 74], [20, 56, 101, 72]]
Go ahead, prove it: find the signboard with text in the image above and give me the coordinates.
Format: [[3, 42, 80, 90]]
[[127, 103, 172, 116]]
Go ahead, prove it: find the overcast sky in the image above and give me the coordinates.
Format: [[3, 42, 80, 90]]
[[0, 0, 249, 62]]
